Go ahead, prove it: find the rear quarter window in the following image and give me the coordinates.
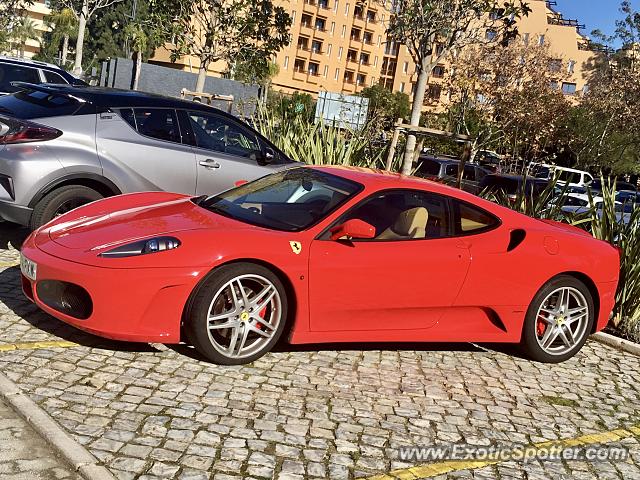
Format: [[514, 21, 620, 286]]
[[0, 90, 85, 119]]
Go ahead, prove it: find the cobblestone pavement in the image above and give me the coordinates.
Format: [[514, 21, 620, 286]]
[[0, 397, 81, 479], [0, 224, 639, 479]]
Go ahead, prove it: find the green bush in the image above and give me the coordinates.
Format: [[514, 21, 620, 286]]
[[252, 105, 385, 168]]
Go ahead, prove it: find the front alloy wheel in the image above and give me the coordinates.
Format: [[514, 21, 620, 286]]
[[521, 275, 594, 363], [185, 263, 288, 365]]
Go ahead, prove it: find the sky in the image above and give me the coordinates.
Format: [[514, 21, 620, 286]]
[[554, 0, 640, 47]]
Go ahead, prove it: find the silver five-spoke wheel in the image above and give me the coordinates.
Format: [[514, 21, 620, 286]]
[[185, 263, 288, 365], [207, 274, 282, 359], [521, 275, 594, 363], [535, 286, 589, 356]]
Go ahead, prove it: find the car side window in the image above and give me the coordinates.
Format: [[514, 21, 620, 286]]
[[42, 70, 68, 84], [417, 159, 441, 176], [188, 111, 260, 159], [339, 190, 451, 241], [452, 200, 499, 235], [0, 64, 40, 93], [123, 108, 181, 143]]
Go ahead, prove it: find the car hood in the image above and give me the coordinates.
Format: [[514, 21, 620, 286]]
[[42, 192, 245, 251]]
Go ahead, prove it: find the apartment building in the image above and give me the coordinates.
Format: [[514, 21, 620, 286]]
[[151, 0, 604, 111], [1, 0, 51, 59], [389, 0, 604, 110]]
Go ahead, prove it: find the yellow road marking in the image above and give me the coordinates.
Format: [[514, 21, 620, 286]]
[[0, 341, 79, 352], [367, 424, 640, 480]]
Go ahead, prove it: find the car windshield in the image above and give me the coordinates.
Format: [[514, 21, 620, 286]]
[[199, 168, 362, 232]]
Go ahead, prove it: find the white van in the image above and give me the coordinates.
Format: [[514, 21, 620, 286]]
[[529, 163, 594, 187]]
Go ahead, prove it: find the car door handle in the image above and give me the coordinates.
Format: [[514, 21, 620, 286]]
[[199, 159, 220, 169]]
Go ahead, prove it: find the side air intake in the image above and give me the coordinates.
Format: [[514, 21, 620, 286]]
[[507, 229, 526, 252]]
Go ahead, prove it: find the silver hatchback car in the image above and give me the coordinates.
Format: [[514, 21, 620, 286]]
[[0, 83, 296, 229]]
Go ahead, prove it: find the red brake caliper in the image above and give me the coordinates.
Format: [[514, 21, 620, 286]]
[[255, 307, 268, 330], [537, 316, 546, 336]]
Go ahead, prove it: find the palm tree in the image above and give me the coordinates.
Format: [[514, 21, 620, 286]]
[[11, 16, 38, 58], [46, 8, 77, 67]]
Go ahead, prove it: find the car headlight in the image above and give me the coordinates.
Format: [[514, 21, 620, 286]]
[[99, 236, 181, 258]]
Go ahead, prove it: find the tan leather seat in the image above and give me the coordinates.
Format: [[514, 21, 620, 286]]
[[377, 207, 428, 240]]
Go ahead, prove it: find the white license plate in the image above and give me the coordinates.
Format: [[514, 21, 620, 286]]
[[20, 253, 37, 281]]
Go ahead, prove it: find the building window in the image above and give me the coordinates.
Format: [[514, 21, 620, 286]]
[[335, 68, 340, 80], [399, 82, 405, 92], [486, 30, 497, 41], [425, 84, 442, 102], [435, 43, 444, 56], [323, 65, 329, 77], [356, 73, 366, 85], [363, 31, 373, 44], [338, 46, 343, 59], [360, 52, 370, 65], [344, 70, 355, 83], [351, 28, 361, 41], [327, 44, 332, 56], [312, 40, 323, 53], [345, 2, 349, 15], [297, 36, 309, 50], [374, 55, 378, 67], [294, 59, 306, 73], [347, 49, 357, 62], [283, 56, 289, 69], [291, 11, 296, 22], [538, 34, 545, 45], [315, 17, 326, 31], [354, 4, 363, 19], [318, 0, 329, 9], [308, 62, 320, 76], [562, 82, 577, 95], [549, 59, 562, 73], [377, 35, 382, 47], [341, 25, 346, 38], [333, 0, 338, 12], [301, 14, 312, 28], [432, 65, 446, 78], [550, 80, 559, 90], [403, 61, 408, 74], [366, 10, 376, 23], [582, 84, 590, 95], [568, 60, 576, 74], [522, 33, 529, 45], [331, 22, 335, 33]]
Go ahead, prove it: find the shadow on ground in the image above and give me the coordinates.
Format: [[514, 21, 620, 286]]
[[0, 265, 159, 354], [0, 222, 29, 250]]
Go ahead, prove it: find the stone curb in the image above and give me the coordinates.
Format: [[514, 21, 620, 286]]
[[0, 372, 118, 480], [592, 331, 640, 357]]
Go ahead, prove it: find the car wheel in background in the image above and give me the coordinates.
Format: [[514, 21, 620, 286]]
[[30, 185, 104, 230], [185, 263, 288, 365], [520, 275, 594, 363]]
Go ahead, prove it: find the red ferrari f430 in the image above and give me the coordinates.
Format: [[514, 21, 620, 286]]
[[20, 166, 619, 364]]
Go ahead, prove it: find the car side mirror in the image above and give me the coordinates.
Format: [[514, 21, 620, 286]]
[[251, 148, 275, 166], [329, 219, 376, 241]]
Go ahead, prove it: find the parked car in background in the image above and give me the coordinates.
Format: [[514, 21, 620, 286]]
[[590, 178, 637, 193], [0, 56, 85, 95], [415, 155, 490, 195], [479, 174, 550, 200], [529, 163, 594, 187], [0, 83, 296, 229]]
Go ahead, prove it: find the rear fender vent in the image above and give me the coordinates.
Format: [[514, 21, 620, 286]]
[[507, 229, 526, 252]]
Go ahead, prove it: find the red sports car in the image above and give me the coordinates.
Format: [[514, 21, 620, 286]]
[[20, 166, 619, 365]]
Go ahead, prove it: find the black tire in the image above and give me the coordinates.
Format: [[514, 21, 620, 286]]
[[520, 275, 595, 363], [30, 185, 103, 230], [185, 263, 289, 365]]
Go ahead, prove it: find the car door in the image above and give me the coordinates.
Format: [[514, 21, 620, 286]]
[[308, 189, 472, 332], [182, 110, 281, 196], [96, 108, 197, 195]]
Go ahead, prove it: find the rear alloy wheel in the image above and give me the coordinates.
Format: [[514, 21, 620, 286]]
[[521, 275, 594, 363], [30, 185, 103, 230], [185, 263, 288, 365]]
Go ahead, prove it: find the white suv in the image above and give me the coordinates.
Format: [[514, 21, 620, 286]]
[[529, 163, 594, 187]]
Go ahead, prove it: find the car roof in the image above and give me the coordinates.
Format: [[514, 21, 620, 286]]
[[20, 83, 236, 114], [0, 55, 63, 71]]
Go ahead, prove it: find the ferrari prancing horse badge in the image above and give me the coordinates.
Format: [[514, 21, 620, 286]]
[[289, 241, 302, 255]]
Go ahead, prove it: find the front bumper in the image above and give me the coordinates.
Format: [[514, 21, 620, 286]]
[[20, 239, 204, 343], [0, 200, 32, 226]]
